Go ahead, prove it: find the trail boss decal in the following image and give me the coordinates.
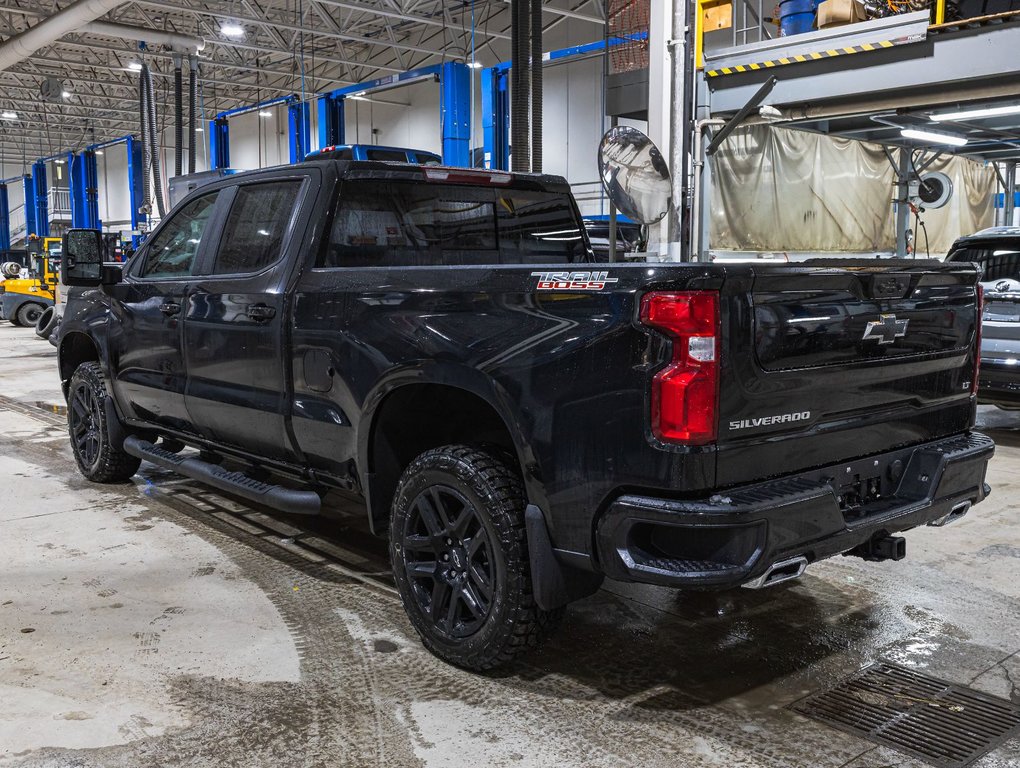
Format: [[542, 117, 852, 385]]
[[532, 271, 619, 291], [729, 411, 811, 431]]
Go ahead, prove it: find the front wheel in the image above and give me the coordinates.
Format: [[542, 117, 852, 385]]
[[390, 445, 562, 671], [15, 301, 45, 328], [67, 362, 141, 483]]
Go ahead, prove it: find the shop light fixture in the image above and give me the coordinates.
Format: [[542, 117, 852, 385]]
[[930, 104, 1020, 122], [61, 90, 71, 99], [258, 110, 272, 118], [220, 23, 244, 38], [128, 62, 143, 71], [900, 128, 968, 147], [95, 150, 104, 156], [1, 111, 17, 120], [467, 61, 483, 69]]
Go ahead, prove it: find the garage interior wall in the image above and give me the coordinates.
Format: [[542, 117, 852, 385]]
[[710, 125, 996, 255]]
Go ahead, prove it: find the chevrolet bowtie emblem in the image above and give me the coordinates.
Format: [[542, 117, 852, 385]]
[[863, 314, 909, 344]]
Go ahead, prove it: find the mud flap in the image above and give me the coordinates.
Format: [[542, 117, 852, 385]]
[[525, 504, 604, 611]]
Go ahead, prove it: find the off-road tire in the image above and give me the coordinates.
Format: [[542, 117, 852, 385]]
[[15, 301, 45, 328], [67, 362, 141, 483], [390, 444, 563, 671]]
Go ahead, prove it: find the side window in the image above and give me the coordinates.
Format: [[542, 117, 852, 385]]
[[211, 181, 302, 274], [318, 181, 497, 268], [140, 191, 219, 278]]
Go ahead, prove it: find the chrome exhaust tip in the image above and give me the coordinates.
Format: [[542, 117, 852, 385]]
[[928, 500, 972, 528], [742, 555, 809, 590]]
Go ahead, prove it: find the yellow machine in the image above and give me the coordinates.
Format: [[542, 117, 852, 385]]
[[0, 236, 59, 327]]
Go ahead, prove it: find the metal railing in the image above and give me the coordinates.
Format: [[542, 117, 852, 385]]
[[9, 204, 26, 238], [48, 187, 71, 216]]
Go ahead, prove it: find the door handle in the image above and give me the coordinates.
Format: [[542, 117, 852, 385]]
[[246, 303, 276, 321], [160, 301, 181, 316]]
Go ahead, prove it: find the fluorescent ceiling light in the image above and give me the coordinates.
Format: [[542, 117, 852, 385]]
[[467, 61, 483, 69], [61, 90, 71, 99], [128, 62, 143, 71], [95, 150, 104, 155], [196, 126, 204, 132], [220, 23, 244, 37], [900, 128, 968, 147], [1, 111, 17, 120], [258, 110, 272, 118], [930, 104, 1020, 122]]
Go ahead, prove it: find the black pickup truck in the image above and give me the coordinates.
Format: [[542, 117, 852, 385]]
[[58, 159, 993, 670]]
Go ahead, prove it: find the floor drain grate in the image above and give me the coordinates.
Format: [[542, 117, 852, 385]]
[[792, 662, 1020, 768]]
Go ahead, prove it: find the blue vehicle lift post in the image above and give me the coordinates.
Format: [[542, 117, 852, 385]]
[[288, 101, 311, 164], [31, 160, 48, 237], [22, 176, 37, 238], [0, 183, 9, 251], [480, 35, 643, 171], [69, 151, 86, 228], [316, 93, 345, 149], [315, 63, 471, 166], [209, 95, 295, 170]]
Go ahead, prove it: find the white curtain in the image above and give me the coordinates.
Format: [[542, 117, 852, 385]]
[[710, 125, 995, 256]]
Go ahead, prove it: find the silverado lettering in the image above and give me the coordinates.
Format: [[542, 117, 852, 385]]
[[729, 412, 812, 430]]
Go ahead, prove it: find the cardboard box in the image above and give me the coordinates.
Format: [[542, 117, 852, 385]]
[[817, 0, 867, 28]]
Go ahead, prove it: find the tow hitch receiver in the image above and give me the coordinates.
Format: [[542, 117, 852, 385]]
[[846, 535, 906, 562]]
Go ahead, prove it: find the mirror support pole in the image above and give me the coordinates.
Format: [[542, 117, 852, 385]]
[[647, 0, 673, 258]]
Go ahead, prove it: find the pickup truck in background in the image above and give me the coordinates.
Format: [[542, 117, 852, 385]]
[[946, 226, 1020, 409], [57, 159, 993, 670]]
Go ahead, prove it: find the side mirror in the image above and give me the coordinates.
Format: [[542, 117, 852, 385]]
[[61, 229, 104, 287]]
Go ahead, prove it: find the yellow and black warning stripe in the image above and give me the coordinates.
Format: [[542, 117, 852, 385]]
[[705, 39, 896, 77]]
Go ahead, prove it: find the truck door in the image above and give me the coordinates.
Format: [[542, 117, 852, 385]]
[[183, 173, 311, 462], [106, 189, 224, 432]]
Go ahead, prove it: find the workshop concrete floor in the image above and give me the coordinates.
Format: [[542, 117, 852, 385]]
[[1, 324, 1018, 768]]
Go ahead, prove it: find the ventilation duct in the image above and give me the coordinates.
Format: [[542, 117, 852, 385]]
[[0, 0, 127, 72]]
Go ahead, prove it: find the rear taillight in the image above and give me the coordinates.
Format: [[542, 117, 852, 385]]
[[640, 291, 720, 445], [972, 283, 984, 396]]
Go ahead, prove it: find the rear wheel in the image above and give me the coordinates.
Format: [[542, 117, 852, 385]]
[[390, 445, 562, 671], [67, 362, 140, 483], [16, 302, 45, 328]]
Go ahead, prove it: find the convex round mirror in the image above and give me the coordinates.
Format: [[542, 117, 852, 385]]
[[598, 126, 672, 225]]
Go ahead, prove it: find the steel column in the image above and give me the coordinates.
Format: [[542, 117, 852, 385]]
[[83, 149, 100, 228], [32, 160, 48, 238], [69, 151, 87, 228], [23, 175, 36, 238], [895, 149, 911, 258], [441, 62, 471, 167], [0, 184, 9, 251], [209, 117, 230, 170], [481, 66, 510, 170], [316, 94, 345, 149], [288, 101, 311, 163]]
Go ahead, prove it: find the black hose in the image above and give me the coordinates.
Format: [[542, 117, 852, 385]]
[[139, 64, 151, 216], [174, 58, 183, 177], [510, 0, 530, 172], [188, 58, 197, 174], [144, 65, 166, 218], [530, 0, 542, 173]]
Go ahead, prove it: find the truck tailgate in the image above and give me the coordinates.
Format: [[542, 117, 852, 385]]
[[715, 262, 980, 487]]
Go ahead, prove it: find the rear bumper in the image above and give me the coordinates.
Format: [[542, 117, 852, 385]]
[[978, 360, 1020, 407], [595, 432, 994, 589]]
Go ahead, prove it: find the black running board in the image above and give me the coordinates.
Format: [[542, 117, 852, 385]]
[[123, 436, 321, 515]]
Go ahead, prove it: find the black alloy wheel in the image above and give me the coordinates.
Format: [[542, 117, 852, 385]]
[[69, 378, 103, 470], [66, 362, 140, 482], [401, 485, 495, 639], [390, 445, 563, 670]]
